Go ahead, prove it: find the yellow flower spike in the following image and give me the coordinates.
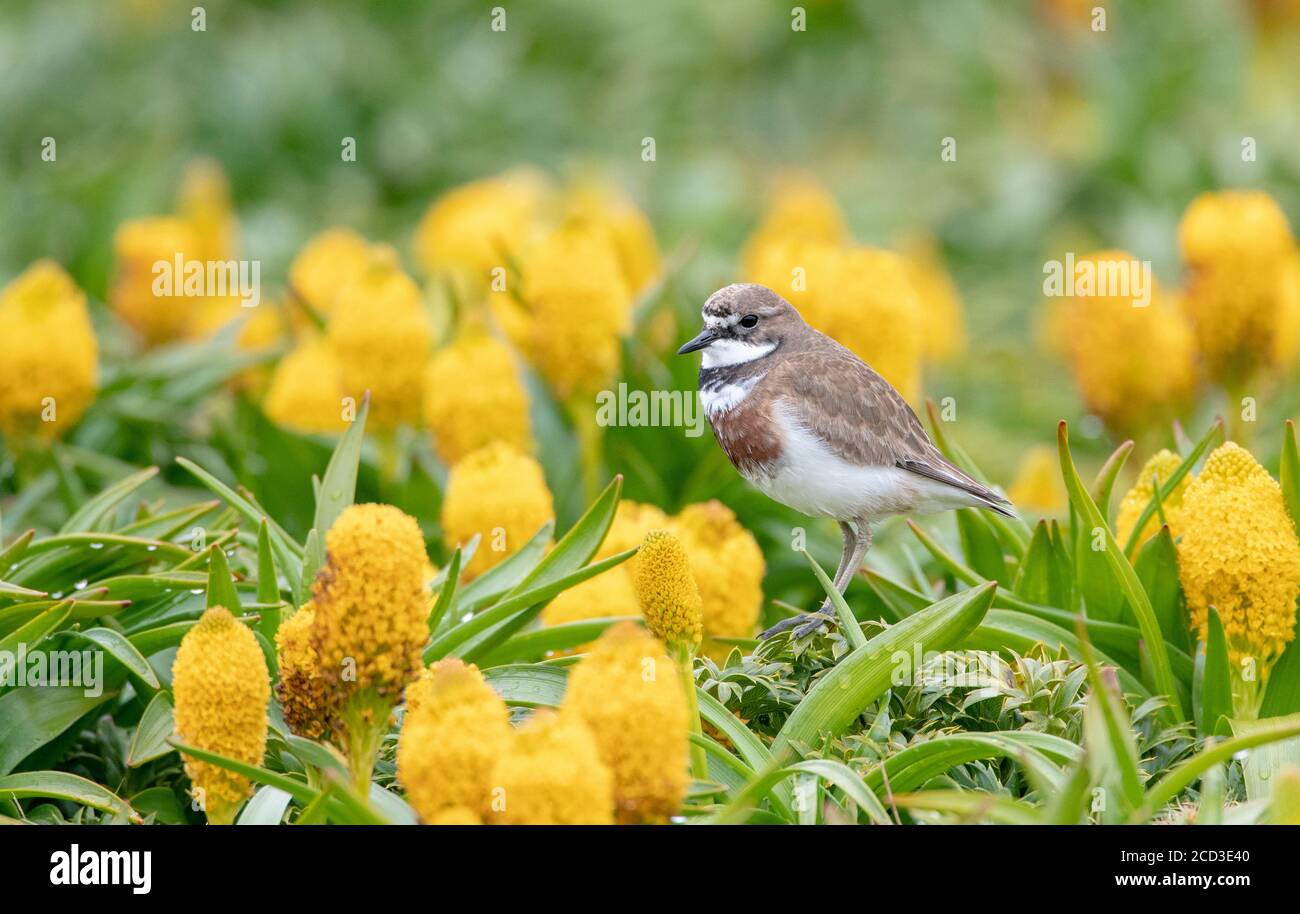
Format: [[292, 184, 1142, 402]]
[[172, 606, 269, 825], [0, 261, 98, 440], [428, 806, 482, 826], [1006, 446, 1067, 515], [110, 216, 201, 346], [1047, 250, 1197, 436], [899, 236, 967, 363], [1178, 191, 1296, 386], [497, 226, 633, 400], [441, 442, 554, 578], [262, 336, 349, 435], [310, 503, 430, 783], [176, 157, 237, 264], [670, 501, 765, 656], [563, 622, 690, 823], [738, 174, 848, 281], [288, 227, 379, 320], [1114, 449, 1188, 547], [424, 332, 532, 465], [488, 710, 615, 825], [326, 256, 434, 430], [632, 529, 704, 651], [412, 169, 553, 294], [274, 605, 330, 741], [564, 182, 661, 294], [603, 500, 671, 559], [1177, 442, 1300, 705], [397, 659, 511, 823]]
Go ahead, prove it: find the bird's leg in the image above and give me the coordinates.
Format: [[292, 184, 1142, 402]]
[[760, 521, 860, 639]]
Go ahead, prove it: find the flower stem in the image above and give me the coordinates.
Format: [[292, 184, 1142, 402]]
[[342, 690, 391, 795], [567, 395, 604, 505], [674, 642, 709, 783]]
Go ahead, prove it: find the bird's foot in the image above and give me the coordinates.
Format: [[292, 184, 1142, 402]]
[[760, 602, 837, 640]]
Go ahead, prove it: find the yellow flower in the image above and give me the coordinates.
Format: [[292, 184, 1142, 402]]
[[541, 501, 668, 628], [0, 261, 98, 439], [1177, 442, 1300, 666], [397, 659, 511, 822], [412, 169, 552, 296], [1115, 449, 1188, 546], [176, 157, 237, 264], [311, 504, 430, 707], [489, 710, 614, 825], [428, 806, 482, 825], [110, 217, 200, 346], [564, 182, 661, 294], [326, 255, 434, 429], [563, 622, 689, 822], [671, 501, 765, 656], [172, 606, 269, 824], [424, 332, 532, 464], [493, 227, 633, 400], [1179, 191, 1296, 385], [1047, 250, 1197, 435], [441, 442, 554, 578], [263, 336, 349, 435], [1006, 446, 1067, 515], [632, 530, 703, 650], [274, 605, 329, 741], [738, 174, 848, 280], [288, 228, 380, 320], [900, 235, 967, 363]]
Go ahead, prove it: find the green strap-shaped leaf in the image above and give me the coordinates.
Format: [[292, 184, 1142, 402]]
[[127, 691, 176, 768], [205, 545, 241, 612], [0, 771, 139, 823], [1195, 608, 1233, 738], [312, 392, 369, 541], [59, 466, 159, 534]]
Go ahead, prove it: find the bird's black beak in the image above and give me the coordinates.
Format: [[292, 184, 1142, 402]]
[[677, 328, 717, 355]]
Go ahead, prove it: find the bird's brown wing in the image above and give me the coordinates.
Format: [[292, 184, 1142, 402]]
[[768, 345, 1009, 506]]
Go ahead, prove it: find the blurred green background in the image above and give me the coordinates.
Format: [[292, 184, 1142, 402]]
[[3, 0, 1299, 610]]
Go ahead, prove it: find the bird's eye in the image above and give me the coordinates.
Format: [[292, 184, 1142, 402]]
[[739, 314, 759, 329]]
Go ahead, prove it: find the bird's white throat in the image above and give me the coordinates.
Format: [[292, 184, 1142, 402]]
[[700, 338, 776, 369]]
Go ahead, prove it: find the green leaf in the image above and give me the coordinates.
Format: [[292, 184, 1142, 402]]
[[1229, 713, 1300, 802], [1122, 419, 1223, 557], [482, 664, 570, 707], [59, 466, 159, 534], [130, 786, 188, 824], [956, 509, 1009, 584], [236, 786, 293, 825], [1195, 608, 1233, 739], [478, 616, 636, 666], [0, 601, 71, 657], [1091, 439, 1134, 528], [73, 627, 160, 691], [1013, 522, 1057, 606], [255, 520, 282, 642], [801, 548, 866, 649], [312, 392, 369, 541], [452, 523, 551, 614], [772, 583, 996, 762], [299, 528, 322, 604], [1058, 422, 1184, 722], [426, 547, 461, 635], [888, 789, 1040, 824], [0, 771, 139, 823], [1133, 526, 1189, 654], [1261, 616, 1300, 717], [865, 731, 1078, 795], [127, 691, 176, 768], [0, 679, 120, 775], [1278, 420, 1299, 531], [205, 545, 241, 612], [1080, 641, 1144, 822]]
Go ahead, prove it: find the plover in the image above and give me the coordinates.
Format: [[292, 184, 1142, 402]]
[[678, 283, 1014, 638]]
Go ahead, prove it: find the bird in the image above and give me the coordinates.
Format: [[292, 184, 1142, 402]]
[[678, 283, 1015, 639]]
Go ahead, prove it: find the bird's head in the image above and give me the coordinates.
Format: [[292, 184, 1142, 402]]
[[677, 283, 806, 368]]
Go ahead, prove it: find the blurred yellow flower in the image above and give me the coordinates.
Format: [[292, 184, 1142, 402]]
[[1178, 191, 1297, 385], [564, 182, 661, 294], [311, 504, 430, 712], [441, 442, 554, 578], [172, 605, 269, 825], [671, 501, 765, 657], [1115, 449, 1188, 547], [326, 255, 434, 429], [412, 169, 552, 297], [1177, 443, 1300, 670], [176, 157, 237, 264], [110, 216, 200, 346], [1046, 250, 1197, 435], [0, 261, 98, 440], [1006, 445, 1066, 515], [428, 806, 482, 826], [900, 235, 967, 363], [424, 332, 532, 465], [493, 227, 633, 400], [489, 710, 614, 825], [632, 529, 703, 651], [263, 336, 349, 435], [563, 622, 689, 823], [739, 174, 848, 280], [288, 227, 379, 320], [274, 604, 330, 741], [397, 659, 511, 823]]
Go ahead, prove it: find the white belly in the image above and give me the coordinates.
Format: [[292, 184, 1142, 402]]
[[746, 401, 981, 521]]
